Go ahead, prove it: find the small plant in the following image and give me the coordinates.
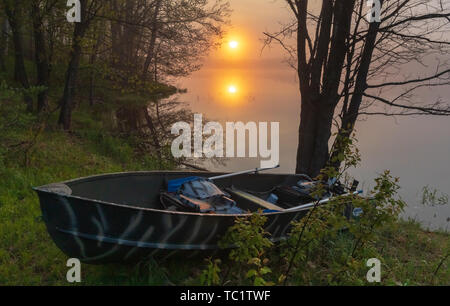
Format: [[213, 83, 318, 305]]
[[348, 171, 406, 257], [199, 258, 221, 286], [246, 258, 273, 286], [210, 213, 273, 285], [421, 185, 449, 207], [219, 213, 272, 263]]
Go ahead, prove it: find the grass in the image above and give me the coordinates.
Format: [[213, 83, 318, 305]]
[[0, 109, 179, 285], [375, 220, 449, 285]]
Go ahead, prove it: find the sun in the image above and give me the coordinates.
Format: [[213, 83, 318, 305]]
[[228, 85, 237, 94], [229, 40, 239, 49]]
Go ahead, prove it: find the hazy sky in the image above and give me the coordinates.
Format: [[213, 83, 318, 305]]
[[177, 0, 450, 230]]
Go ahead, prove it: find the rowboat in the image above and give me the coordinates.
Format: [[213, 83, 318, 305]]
[[33, 170, 355, 263]]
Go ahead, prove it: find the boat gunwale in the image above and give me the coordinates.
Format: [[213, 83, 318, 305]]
[[33, 171, 313, 217]]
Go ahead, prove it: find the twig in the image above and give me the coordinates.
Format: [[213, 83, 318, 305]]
[[433, 253, 449, 277], [283, 199, 321, 285]]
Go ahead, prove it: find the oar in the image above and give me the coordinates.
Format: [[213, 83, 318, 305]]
[[283, 190, 363, 212], [167, 165, 280, 192], [209, 165, 280, 181]]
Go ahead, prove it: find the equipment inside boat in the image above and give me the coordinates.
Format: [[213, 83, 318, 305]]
[[161, 166, 356, 214], [161, 177, 244, 214]]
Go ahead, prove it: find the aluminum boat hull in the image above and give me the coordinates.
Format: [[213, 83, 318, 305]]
[[34, 171, 312, 263]]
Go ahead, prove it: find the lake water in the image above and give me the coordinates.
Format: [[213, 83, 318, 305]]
[[176, 58, 450, 232], [171, 0, 450, 231]]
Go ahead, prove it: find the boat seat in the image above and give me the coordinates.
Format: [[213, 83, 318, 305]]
[[226, 187, 285, 212]]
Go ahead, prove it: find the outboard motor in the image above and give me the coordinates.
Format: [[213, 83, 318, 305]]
[[272, 176, 338, 208], [273, 180, 319, 207]]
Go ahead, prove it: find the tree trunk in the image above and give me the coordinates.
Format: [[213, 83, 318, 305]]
[[110, 0, 122, 67], [295, 101, 335, 177], [4, 1, 33, 112], [143, 105, 162, 166], [0, 17, 8, 72], [31, 1, 50, 113], [121, 0, 137, 74], [88, 25, 104, 106], [58, 0, 90, 130], [142, 0, 162, 79], [330, 5, 383, 169], [295, 0, 355, 177], [58, 44, 82, 130]]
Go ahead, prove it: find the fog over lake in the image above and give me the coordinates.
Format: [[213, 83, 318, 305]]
[[175, 0, 450, 231]]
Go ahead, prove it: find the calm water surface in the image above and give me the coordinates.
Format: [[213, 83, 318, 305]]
[[176, 58, 449, 232], [174, 0, 450, 231]]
